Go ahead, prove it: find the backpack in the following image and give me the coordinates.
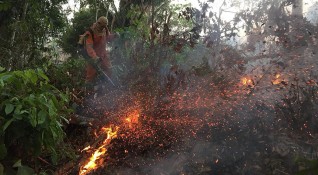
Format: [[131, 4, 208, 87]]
[[77, 28, 94, 59]]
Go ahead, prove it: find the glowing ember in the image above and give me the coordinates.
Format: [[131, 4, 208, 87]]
[[81, 146, 91, 152], [79, 110, 140, 174], [125, 110, 140, 128], [241, 77, 254, 86], [79, 126, 119, 175], [272, 73, 282, 85], [275, 74, 281, 79]]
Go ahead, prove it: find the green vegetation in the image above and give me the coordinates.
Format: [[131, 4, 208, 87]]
[[0, 68, 72, 174]]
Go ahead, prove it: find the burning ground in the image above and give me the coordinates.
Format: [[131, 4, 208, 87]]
[[58, 54, 318, 175]]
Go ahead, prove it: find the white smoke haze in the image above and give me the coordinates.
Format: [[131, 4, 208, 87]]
[[72, 0, 318, 174]]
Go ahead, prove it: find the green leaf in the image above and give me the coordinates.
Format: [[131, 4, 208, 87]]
[[25, 70, 38, 84], [29, 107, 37, 127], [5, 103, 14, 115], [37, 110, 47, 125], [59, 93, 69, 103], [17, 166, 34, 175], [0, 66, 5, 72], [60, 116, 69, 124], [50, 126, 57, 139], [48, 100, 57, 117], [13, 114, 23, 120], [56, 121, 63, 128], [50, 147, 58, 165], [0, 144, 7, 160], [0, 74, 12, 82], [3, 118, 14, 131], [37, 69, 49, 81], [12, 159, 22, 168], [20, 110, 29, 114], [14, 104, 22, 115]]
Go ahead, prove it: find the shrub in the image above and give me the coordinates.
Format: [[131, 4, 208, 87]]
[[0, 68, 72, 168]]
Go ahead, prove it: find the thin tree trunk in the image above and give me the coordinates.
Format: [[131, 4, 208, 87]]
[[94, 0, 98, 20], [7, 0, 28, 70], [21, 2, 29, 68], [150, 0, 155, 48]]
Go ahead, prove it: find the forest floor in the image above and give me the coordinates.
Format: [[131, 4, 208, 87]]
[[61, 73, 318, 175]]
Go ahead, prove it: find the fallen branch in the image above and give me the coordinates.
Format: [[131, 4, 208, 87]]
[[69, 114, 97, 126], [37, 156, 56, 169]]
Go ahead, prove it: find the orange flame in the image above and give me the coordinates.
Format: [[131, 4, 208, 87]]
[[272, 73, 282, 85], [79, 126, 119, 175], [79, 110, 140, 174], [125, 110, 140, 128], [81, 146, 91, 152], [241, 77, 253, 86], [275, 74, 281, 79]]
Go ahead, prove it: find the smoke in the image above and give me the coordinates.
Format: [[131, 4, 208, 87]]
[[75, 1, 318, 174]]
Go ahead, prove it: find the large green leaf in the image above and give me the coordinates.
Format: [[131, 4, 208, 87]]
[[5, 103, 14, 115], [29, 107, 37, 127], [48, 99, 57, 117], [17, 166, 34, 175], [24, 70, 38, 84], [37, 110, 47, 125], [0, 74, 12, 82], [37, 69, 49, 81], [14, 104, 22, 115], [12, 159, 22, 168], [0, 74, 12, 87]]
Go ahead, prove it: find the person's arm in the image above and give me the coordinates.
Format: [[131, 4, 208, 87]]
[[105, 26, 118, 41], [85, 32, 98, 59]]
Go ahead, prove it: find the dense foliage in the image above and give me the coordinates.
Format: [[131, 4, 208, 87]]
[[0, 0, 67, 70], [0, 68, 72, 173]]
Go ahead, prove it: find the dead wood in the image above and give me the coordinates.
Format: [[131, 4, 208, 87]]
[[69, 114, 97, 126]]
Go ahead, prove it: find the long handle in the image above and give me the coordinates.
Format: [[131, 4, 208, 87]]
[[96, 64, 116, 87]]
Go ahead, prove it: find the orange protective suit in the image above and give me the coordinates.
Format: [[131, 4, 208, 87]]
[[84, 21, 115, 83]]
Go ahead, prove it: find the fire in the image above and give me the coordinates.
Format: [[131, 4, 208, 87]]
[[275, 74, 280, 79], [125, 110, 140, 128], [272, 73, 282, 85], [79, 110, 140, 174], [241, 77, 254, 86], [79, 126, 119, 175], [81, 146, 91, 152]]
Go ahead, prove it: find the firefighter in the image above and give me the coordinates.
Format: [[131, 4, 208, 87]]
[[82, 16, 117, 94]]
